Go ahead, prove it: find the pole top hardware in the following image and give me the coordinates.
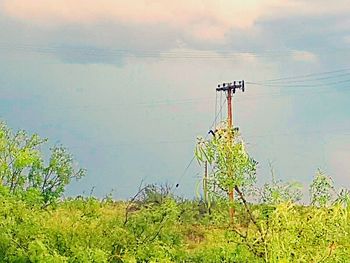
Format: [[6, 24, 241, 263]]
[[216, 80, 245, 93]]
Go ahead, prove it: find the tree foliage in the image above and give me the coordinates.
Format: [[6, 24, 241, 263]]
[[195, 123, 257, 198], [0, 122, 85, 204], [310, 169, 335, 207], [1, 121, 350, 261], [259, 163, 302, 204]]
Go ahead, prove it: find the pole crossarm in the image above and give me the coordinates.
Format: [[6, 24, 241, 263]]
[[216, 80, 245, 93]]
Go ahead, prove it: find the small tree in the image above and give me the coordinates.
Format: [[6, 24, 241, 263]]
[[259, 163, 302, 204], [195, 122, 257, 213], [309, 169, 334, 207], [0, 121, 85, 204]]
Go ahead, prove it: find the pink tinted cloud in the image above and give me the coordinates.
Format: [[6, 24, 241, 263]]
[[4, 0, 348, 46], [1, 0, 288, 42]]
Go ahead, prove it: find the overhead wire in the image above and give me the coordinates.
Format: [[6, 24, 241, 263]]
[[245, 128, 350, 140], [67, 126, 350, 150], [3, 42, 350, 190], [173, 94, 226, 190], [44, 79, 350, 113], [214, 91, 218, 128], [255, 72, 350, 84], [172, 67, 350, 191], [235, 85, 350, 102], [246, 67, 350, 89], [2, 42, 350, 60], [251, 67, 350, 83], [247, 78, 350, 88], [220, 92, 223, 121]]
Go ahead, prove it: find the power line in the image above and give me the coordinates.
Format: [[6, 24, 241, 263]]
[[2, 42, 350, 60], [48, 97, 213, 112], [173, 98, 225, 190], [256, 67, 350, 83], [170, 70, 350, 192], [244, 129, 350, 141], [67, 127, 350, 150], [68, 139, 194, 149], [247, 78, 350, 88], [42, 81, 350, 113], [255, 72, 350, 84], [28, 85, 350, 116], [235, 85, 350, 102]]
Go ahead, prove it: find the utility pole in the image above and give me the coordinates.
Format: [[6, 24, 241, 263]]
[[216, 80, 245, 223], [203, 161, 208, 206]]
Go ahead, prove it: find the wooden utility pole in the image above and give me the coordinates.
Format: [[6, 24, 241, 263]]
[[216, 81, 245, 223], [203, 161, 208, 205]]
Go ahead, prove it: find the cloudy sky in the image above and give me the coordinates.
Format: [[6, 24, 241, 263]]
[[0, 0, 350, 199]]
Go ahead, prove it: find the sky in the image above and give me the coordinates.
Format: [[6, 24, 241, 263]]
[[0, 0, 350, 200]]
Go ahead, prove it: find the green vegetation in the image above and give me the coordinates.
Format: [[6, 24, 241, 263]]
[[0, 122, 350, 262], [0, 183, 350, 262], [0, 122, 85, 206]]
